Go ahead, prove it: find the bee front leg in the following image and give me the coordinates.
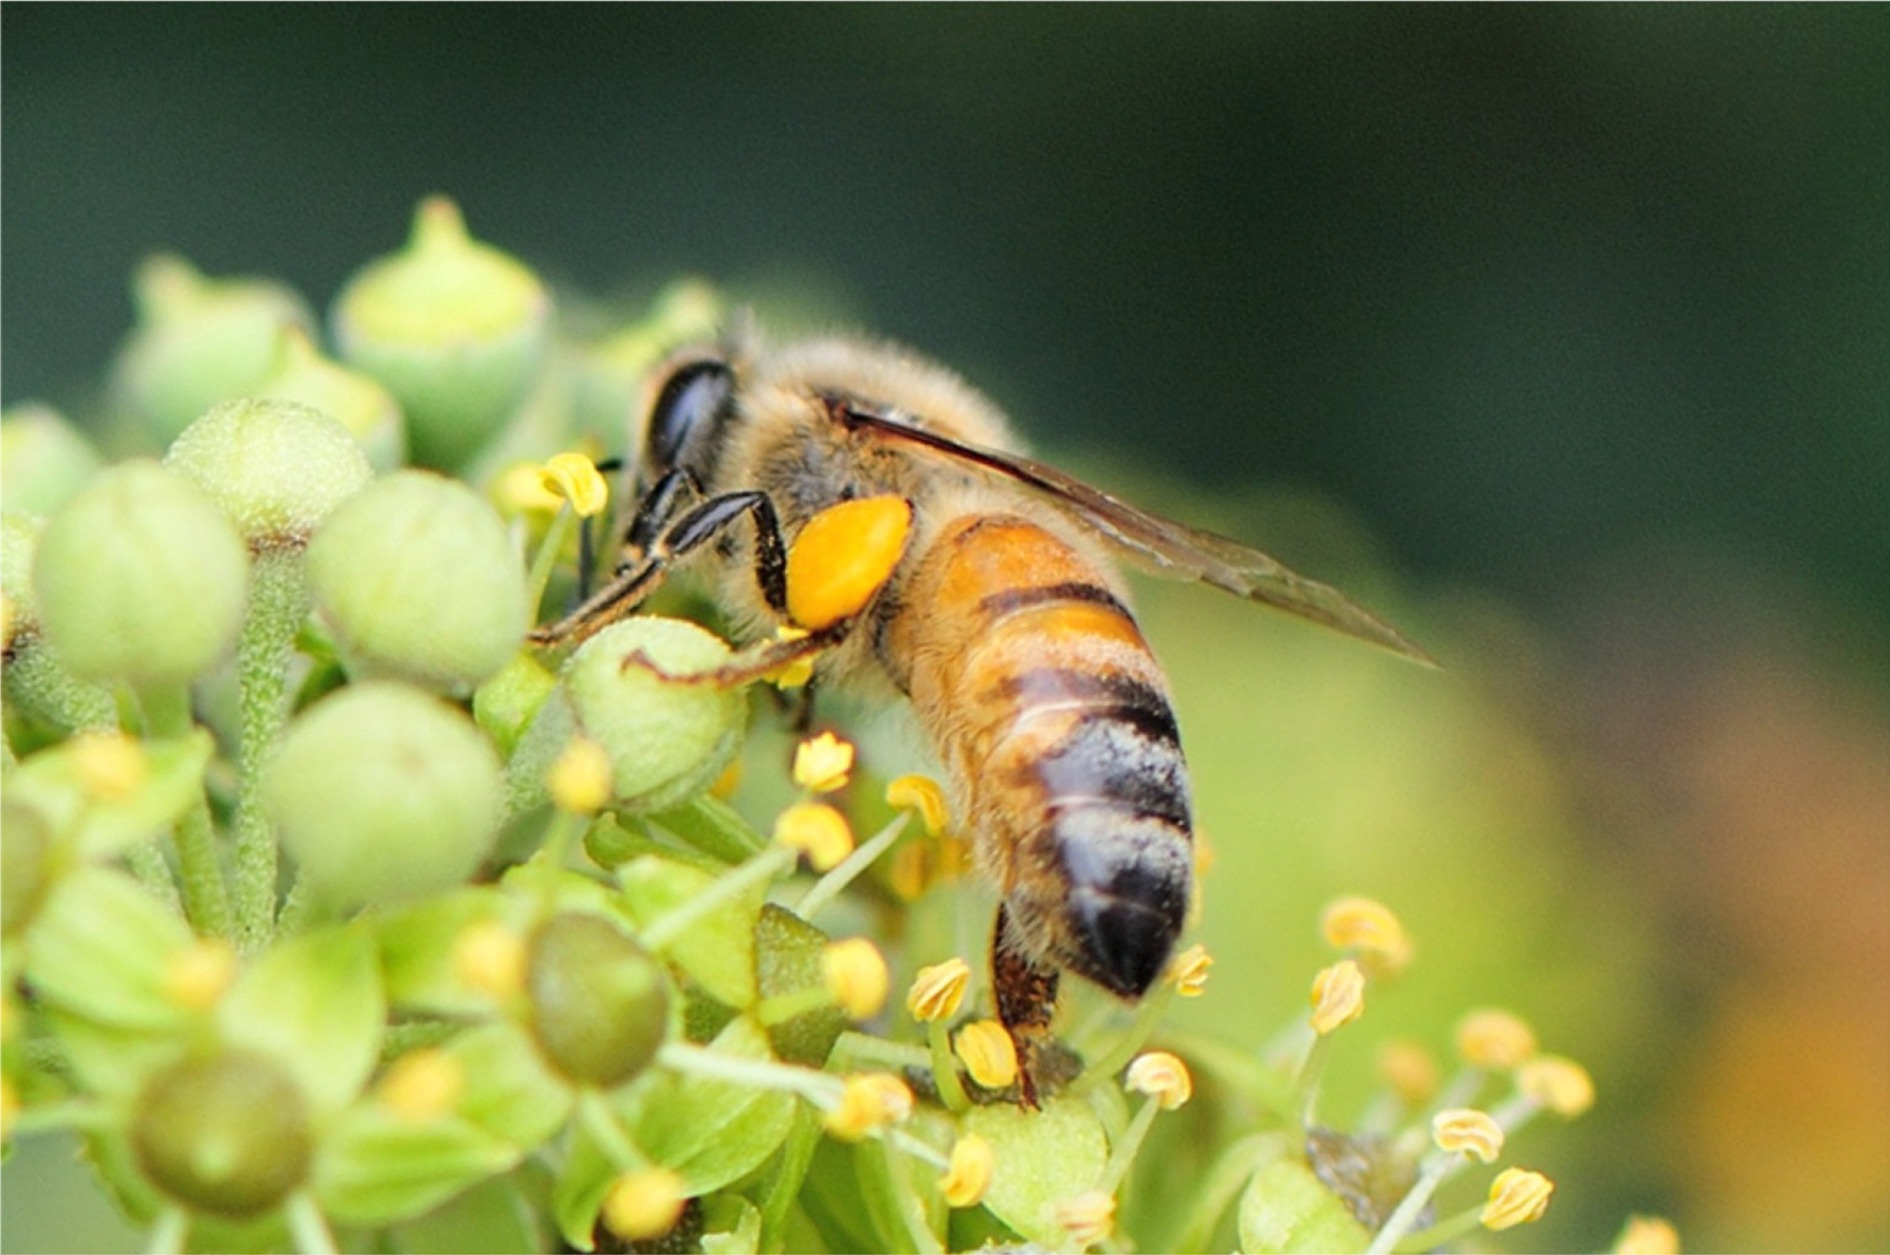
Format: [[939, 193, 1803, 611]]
[[992, 903, 1060, 1110]]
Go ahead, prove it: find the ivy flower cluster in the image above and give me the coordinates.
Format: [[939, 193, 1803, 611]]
[[1, 198, 1672, 1254]]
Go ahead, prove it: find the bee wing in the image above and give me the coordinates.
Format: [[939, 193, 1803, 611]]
[[844, 408, 1437, 667]]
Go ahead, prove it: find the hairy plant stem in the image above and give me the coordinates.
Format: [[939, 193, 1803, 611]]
[[232, 549, 307, 953], [140, 683, 231, 937]]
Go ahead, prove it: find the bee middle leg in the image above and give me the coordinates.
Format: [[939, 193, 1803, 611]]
[[992, 903, 1060, 1110]]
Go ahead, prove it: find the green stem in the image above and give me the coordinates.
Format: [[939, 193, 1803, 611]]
[[1167, 1133, 1285, 1253], [760, 1107, 822, 1253], [1080, 982, 1176, 1092], [1363, 1155, 1452, 1255], [1392, 1204, 1484, 1253], [925, 1019, 971, 1113], [640, 846, 791, 953], [141, 684, 231, 938], [525, 507, 577, 622], [7, 1099, 114, 1137], [1097, 1096, 1162, 1195], [793, 812, 910, 921], [578, 1089, 647, 1172], [1291, 1031, 1335, 1135], [756, 986, 833, 1027], [124, 841, 184, 915], [3, 642, 117, 732], [144, 1206, 189, 1255], [232, 550, 307, 953], [285, 1192, 338, 1255]]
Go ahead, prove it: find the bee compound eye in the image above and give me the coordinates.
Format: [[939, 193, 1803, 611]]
[[646, 359, 735, 472]]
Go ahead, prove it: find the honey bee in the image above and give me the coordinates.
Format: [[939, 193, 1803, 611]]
[[535, 333, 1430, 1103]]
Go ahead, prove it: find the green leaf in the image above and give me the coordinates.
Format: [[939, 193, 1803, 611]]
[[217, 923, 384, 1116], [1236, 1155, 1371, 1254], [314, 1103, 521, 1227], [617, 853, 761, 1008], [388, 1173, 546, 1255], [614, 1016, 796, 1196], [6, 730, 214, 860], [700, 1194, 763, 1255], [23, 865, 195, 1031], [41, 1009, 188, 1101], [376, 886, 529, 1016], [754, 904, 846, 1066], [448, 1021, 574, 1150], [645, 794, 765, 864], [961, 1094, 1109, 1249]]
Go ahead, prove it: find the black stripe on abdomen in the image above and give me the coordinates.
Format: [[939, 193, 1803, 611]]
[[1001, 667, 1182, 751], [978, 580, 1133, 622], [1033, 711, 1193, 833]]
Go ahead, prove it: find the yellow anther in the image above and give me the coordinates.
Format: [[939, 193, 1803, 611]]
[[709, 758, 743, 799], [1432, 1108, 1506, 1163], [954, 1020, 1019, 1090], [602, 1167, 688, 1241], [547, 736, 614, 815], [1309, 959, 1366, 1035], [767, 624, 815, 689], [906, 957, 970, 1023], [1377, 1039, 1440, 1106], [377, 1047, 465, 1122], [1456, 1009, 1539, 1070], [1481, 1167, 1554, 1230], [537, 453, 609, 518], [885, 773, 950, 836], [497, 462, 565, 515], [822, 937, 890, 1020], [792, 731, 854, 794], [0, 1076, 17, 1143], [1516, 1054, 1595, 1119], [1320, 895, 1413, 974], [940, 1133, 996, 1208], [823, 1072, 914, 1141], [162, 938, 239, 1011], [1125, 1051, 1194, 1110], [452, 919, 528, 1000], [773, 802, 854, 872], [785, 495, 912, 630], [1055, 1190, 1117, 1249], [1168, 943, 1212, 997], [1613, 1215, 1681, 1255], [72, 730, 149, 802]]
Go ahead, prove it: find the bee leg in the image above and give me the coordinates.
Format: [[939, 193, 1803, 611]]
[[992, 904, 1060, 1110]]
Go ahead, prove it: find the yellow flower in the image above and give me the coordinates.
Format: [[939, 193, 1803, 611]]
[[821, 938, 890, 1020], [1456, 1008, 1538, 1069], [602, 1168, 688, 1241], [773, 802, 854, 872], [1309, 959, 1366, 1035], [906, 957, 971, 1023], [161, 939, 238, 1011], [939, 1134, 996, 1208], [1516, 1054, 1595, 1118], [496, 462, 565, 515], [1320, 895, 1413, 974], [767, 624, 815, 689], [954, 1020, 1019, 1090], [547, 736, 613, 814], [885, 773, 950, 836], [1125, 1051, 1193, 1110], [377, 1048, 465, 1122], [1377, 1039, 1440, 1106], [792, 731, 855, 794], [1431, 1108, 1505, 1163], [1055, 1190, 1117, 1249], [823, 1073, 914, 1141], [452, 919, 528, 1000], [1168, 943, 1213, 997], [1481, 1167, 1554, 1230], [537, 452, 609, 517], [71, 730, 149, 801], [1613, 1215, 1681, 1255]]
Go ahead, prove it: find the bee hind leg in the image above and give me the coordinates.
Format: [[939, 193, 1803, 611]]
[[992, 904, 1060, 1110]]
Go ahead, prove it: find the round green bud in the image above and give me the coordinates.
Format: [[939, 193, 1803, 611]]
[[112, 254, 315, 446], [256, 325, 407, 471], [166, 397, 372, 551], [1, 403, 102, 516], [33, 462, 249, 687], [560, 617, 746, 813], [305, 471, 528, 693], [2, 511, 43, 646], [331, 197, 552, 472], [262, 682, 503, 908], [131, 1049, 313, 1218], [527, 911, 670, 1087]]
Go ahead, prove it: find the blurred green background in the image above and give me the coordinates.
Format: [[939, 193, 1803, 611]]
[[5, 7, 1886, 1252]]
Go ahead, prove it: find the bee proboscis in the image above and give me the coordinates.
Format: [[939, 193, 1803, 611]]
[[534, 333, 1431, 1105]]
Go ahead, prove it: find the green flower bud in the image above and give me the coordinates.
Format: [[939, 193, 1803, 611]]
[[332, 198, 551, 471], [526, 911, 669, 1088], [166, 397, 372, 551], [255, 324, 407, 471], [569, 277, 723, 442], [262, 682, 503, 908], [112, 254, 315, 446], [306, 471, 528, 692], [1, 402, 102, 516], [131, 1048, 314, 1218], [33, 462, 249, 687], [472, 650, 557, 756], [2, 511, 118, 730], [514, 618, 745, 816], [2, 510, 43, 647]]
